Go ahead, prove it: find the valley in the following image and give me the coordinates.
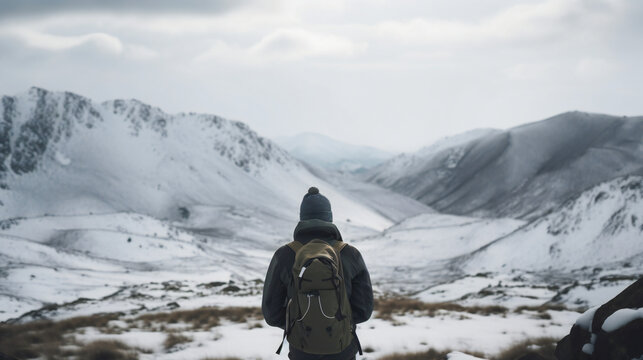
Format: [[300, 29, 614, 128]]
[[0, 88, 641, 359]]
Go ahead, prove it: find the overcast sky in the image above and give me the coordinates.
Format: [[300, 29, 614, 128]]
[[0, 0, 641, 152]]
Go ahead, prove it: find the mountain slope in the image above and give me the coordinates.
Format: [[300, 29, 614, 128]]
[[274, 132, 394, 172], [0, 87, 393, 231], [0, 87, 405, 321], [365, 112, 643, 219], [461, 175, 643, 272]]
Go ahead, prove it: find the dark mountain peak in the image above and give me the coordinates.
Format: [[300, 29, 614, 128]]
[[0, 88, 106, 178]]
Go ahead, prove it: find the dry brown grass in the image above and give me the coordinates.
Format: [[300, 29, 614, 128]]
[[513, 304, 582, 321], [0, 313, 121, 359], [137, 306, 262, 331], [76, 340, 138, 360], [493, 337, 558, 360], [0, 306, 261, 359], [513, 304, 569, 314], [375, 298, 508, 321], [378, 348, 450, 360], [163, 333, 192, 351]]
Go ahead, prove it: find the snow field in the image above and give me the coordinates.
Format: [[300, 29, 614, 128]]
[[64, 305, 580, 360]]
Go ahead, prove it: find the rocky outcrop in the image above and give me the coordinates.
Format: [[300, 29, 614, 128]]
[[0, 97, 15, 184], [555, 278, 643, 360], [0, 88, 104, 178]]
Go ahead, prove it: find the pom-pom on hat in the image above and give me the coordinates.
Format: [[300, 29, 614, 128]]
[[299, 187, 332, 222]]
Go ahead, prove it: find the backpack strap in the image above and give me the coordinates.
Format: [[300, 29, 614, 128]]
[[333, 242, 363, 354], [278, 241, 302, 354], [333, 241, 348, 253], [286, 241, 303, 253], [331, 241, 348, 321]]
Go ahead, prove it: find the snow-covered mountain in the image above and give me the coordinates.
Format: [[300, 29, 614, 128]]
[[358, 176, 642, 308], [461, 175, 643, 273], [365, 112, 643, 220], [1, 90, 641, 360], [0, 87, 393, 231], [274, 132, 394, 173], [0, 87, 412, 322]]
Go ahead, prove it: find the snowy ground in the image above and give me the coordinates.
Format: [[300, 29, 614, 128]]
[[64, 305, 580, 360], [1, 178, 641, 359]]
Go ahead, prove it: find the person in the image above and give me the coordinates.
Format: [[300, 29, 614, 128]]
[[262, 187, 373, 359]]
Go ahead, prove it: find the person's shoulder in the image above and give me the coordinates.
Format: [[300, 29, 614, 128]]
[[339, 242, 362, 256], [274, 242, 298, 258]]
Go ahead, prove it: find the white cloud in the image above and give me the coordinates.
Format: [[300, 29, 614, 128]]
[[0, 0, 640, 152], [7, 28, 123, 54], [249, 28, 365, 61], [375, 0, 626, 47], [124, 44, 159, 60], [0, 27, 158, 60], [196, 28, 366, 64]]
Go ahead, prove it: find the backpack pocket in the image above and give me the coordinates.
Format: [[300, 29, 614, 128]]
[[317, 289, 339, 319]]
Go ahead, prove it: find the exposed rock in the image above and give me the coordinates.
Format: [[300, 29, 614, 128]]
[[10, 88, 57, 174], [555, 278, 643, 360]]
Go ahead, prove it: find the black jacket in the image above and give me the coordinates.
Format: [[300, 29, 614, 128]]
[[262, 219, 374, 359]]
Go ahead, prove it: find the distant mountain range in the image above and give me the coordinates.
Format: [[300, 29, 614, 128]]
[[1, 88, 642, 322], [364, 112, 643, 220], [274, 132, 394, 173]]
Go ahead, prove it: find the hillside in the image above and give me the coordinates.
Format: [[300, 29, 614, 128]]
[[365, 112, 643, 219], [461, 175, 643, 273], [0, 87, 393, 231]]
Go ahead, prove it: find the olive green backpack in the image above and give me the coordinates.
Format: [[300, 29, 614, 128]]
[[276, 239, 362, 355]]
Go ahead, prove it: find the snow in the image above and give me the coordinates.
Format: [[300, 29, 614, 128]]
[[1, 88, 394, 235], [1, 88, 641, 360], [602, 308, 643, 332], [364, 113, 643, 220], [447, 352, 488, 360], [464, 176, 643, 273], [63, 307, 578, 360], [560, 280, 634, 308], [582, 333, 598, 355], [357, 213, 525, 293], [54, 150, 72, 165], [575, 306, 599, 330]]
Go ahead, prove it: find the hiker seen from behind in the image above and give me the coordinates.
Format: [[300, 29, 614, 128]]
[[262, 187, 373, 359]]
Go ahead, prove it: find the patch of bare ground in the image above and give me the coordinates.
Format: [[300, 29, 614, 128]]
[[163, 332, 192, 351], [0, 306, 261, 359], [493, 337, 558, 360], [514, 304, 583, 313], [374, 298, 508, 321], [76, 340, 139, 360], [0, 313, 122, 359], [137, 306, 262, 330]]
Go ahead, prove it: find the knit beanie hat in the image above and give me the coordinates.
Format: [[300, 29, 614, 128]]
[[299, 187, 332, 222]]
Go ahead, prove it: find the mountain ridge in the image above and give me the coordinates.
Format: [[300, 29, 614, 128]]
[[0, 87, 395, 232], [364, 111, 643, 220]]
